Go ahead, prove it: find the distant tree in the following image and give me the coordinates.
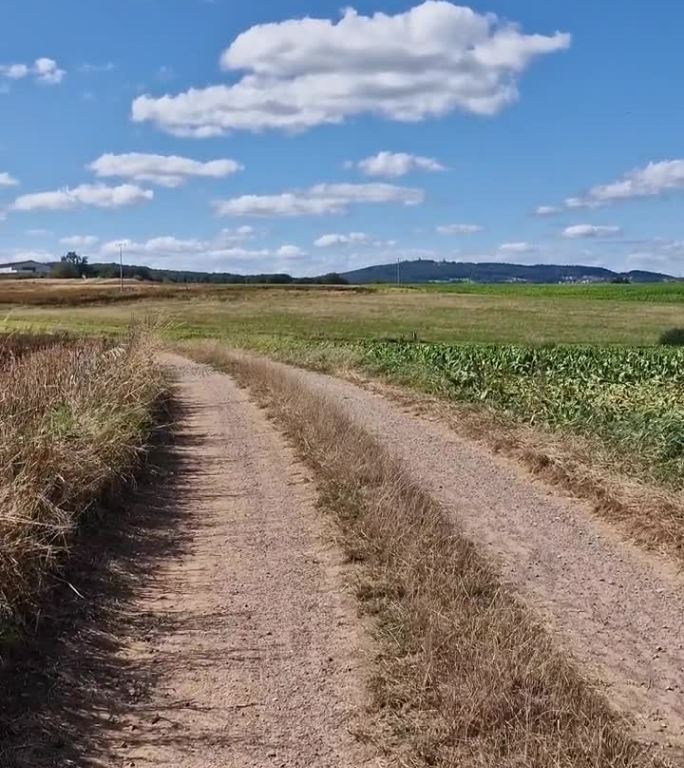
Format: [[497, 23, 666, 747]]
[[317, 272, 348, 285], [50, 261, 80, 279], [61, 251, 89, 277], [136, 266, 153, 281], [610, 275, 631, 284]]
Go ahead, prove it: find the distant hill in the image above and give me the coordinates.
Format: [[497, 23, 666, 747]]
[[341, 260, 674, 285]]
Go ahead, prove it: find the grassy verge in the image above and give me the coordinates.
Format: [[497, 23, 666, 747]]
[[185, 344, 662, 768], [0, 330, 165, 640]]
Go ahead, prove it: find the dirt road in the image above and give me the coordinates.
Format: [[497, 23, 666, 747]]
[[266, 360, 684, 757], [96, 356, 377, 767]]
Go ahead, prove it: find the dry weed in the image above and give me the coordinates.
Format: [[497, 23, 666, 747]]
[[0, 330, 165, 634]]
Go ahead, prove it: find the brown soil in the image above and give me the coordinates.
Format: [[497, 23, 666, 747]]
[[1, 355, 378, 767], [266, 360, 684, 760]]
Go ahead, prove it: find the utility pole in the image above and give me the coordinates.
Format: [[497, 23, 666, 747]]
[[396, 257, 400, 285], [119, 243, 124, 293]]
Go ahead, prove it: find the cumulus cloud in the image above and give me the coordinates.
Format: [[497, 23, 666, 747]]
[[89, 152, 243, 187], [0, 58, 65, 85], [546, 159, 684, 212], [97, 231, 311, 272], [59, 235, 100, 248], [100, 228, 256, 261], [0, 172, 18, 187], [498, 241, 535, 253], [562, 224, 622, 239], [132, 2, 570, 136], [576, 160, 684, 207], [436, 223, 482, 235], [535, 205, 561, 216], [215, 182, 424, 217], [356, 151, 445, 177], [314, 232, 370, 247], [276, 244, 306, 258], [10, 184, 153, 212]]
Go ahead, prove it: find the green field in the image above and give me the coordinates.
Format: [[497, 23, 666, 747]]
[[405, 281, 684, 302], [2, 280, 682, 487], [2, 281, 683, 346]]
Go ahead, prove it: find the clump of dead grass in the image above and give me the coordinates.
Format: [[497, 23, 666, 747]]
[[184, 341, 663, 768], [0, 330, 165, 635]]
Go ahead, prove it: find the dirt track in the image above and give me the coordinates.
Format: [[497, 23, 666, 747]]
[[5, 352, 682, 765], [97, 356, 378, 767], [265, 360, 684, 757]]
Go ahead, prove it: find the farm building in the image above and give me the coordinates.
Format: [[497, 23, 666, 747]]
[[0, 260, 51, 277]]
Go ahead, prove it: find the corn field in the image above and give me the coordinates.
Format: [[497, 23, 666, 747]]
[[359, 341, 684, 486]]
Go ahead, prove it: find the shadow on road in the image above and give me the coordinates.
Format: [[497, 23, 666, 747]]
[[0, 400, 201, 768]]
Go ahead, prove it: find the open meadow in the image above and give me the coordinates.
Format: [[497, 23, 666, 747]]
[[1, 278, 683, 344]]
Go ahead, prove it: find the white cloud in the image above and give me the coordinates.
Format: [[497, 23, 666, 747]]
[[10, 184, 153, 212], [34, 58, 65, 85], [97, 231, 312, 273], [315, 232, 370, 247], [582, 160, 684, 206], [60, 235, 100, 248], [216, 182, 424, 217], [535, 205, 561, 216], [436, 223, 482, 235], [498, 241, 535, 253], [1, 58, 65, 85], [132, 2, 570, 136], [0, 172, 18, 187], [276, 244, 306, 258], [99, 228, 257, 262], [356, 151, 445, 178], [562, 224, 622, 239], [555, 160, 684, 210], [0, 64, 29, 80], [89, 152, 243, 187]]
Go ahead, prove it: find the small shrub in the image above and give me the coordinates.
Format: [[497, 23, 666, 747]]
[[659, 327, 684, 346]]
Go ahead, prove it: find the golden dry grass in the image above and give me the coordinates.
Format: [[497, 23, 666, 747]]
[[186, 341, 663, 768], [0, 278, 364, 307], [0, 331, 165, 634]]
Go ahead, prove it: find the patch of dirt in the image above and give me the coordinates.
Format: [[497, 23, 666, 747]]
[[1, 356, 378, 767], [273, 361, 684, 761]]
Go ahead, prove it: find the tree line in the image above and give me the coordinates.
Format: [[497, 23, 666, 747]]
[[50, 252, 348, 285]]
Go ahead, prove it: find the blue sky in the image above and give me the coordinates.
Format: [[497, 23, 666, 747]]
[[1, 0, 683, 276]]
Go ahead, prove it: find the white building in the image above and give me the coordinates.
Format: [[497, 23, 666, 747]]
[[0, 260, 51, 277]]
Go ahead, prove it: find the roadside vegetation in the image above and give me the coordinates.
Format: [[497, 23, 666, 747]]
[[0, 331, 165, 640], [185, 343, 662, 768]]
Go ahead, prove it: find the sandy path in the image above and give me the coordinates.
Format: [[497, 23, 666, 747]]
[[97, 355, 377, 767], [271, 361, 684, 757]]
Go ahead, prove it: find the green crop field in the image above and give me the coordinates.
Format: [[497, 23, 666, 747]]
[[359, 341, 684, 486], [404, 281, 684, 302]]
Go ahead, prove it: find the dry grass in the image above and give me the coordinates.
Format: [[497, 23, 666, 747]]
[[0, 330, 165, 636], [0, 278, 366, 307], [185, 342, 663, 768]]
